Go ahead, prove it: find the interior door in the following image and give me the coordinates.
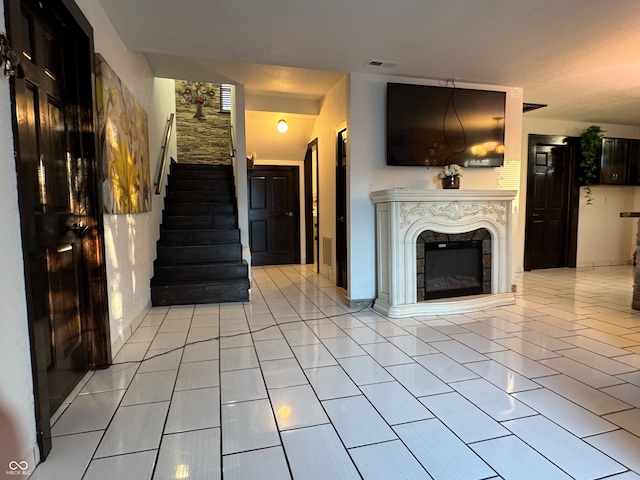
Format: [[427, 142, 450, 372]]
[[7, 0, 110, 458], [248, 166, 300, 265], [524, 135, 579, 270], [336, 129, 348, 288]]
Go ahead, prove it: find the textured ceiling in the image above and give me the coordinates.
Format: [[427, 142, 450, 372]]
[[100, 0, 640, 126]]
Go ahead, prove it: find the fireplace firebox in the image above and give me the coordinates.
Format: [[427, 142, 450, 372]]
[[417, 228, 491, 301], [423, 240, 483, 300]]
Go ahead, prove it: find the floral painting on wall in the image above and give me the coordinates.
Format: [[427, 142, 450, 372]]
[[96, 54, 151, 214]]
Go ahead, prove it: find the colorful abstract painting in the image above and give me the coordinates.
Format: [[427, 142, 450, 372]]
[[96, 54, 151, 214]]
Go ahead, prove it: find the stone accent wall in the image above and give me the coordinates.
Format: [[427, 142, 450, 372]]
[[175, 80, 232, 165], [416, 228, 491, 301]]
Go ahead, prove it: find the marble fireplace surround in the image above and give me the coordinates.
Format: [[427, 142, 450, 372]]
[[370, 189, 517, 317]]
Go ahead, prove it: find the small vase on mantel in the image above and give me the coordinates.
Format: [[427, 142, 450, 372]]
[[441, 175, 460, 189]]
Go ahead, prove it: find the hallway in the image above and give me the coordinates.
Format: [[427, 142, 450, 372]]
[[30, 265, 640, 479]]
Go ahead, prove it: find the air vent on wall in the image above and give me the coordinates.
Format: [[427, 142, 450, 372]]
[[523, 103, 547, 113], [368, 59, 398, 68], [322, 236, 333, 266]]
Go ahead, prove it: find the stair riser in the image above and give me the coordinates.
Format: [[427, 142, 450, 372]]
[[159, 229, 240, 246], [151, 281, 250, 306], [167, 181, 235, 193], [170, 164, 233, 173], [153, 262, 248, 283], [166, 192, 236, 204], [157, 245, 242, 264], [162, 216, 237, 229], [164, 204, 235, 216], [169, 171, 234, 181]]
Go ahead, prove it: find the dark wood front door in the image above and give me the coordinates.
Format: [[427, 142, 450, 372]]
[[248, 166, 300, 265], [6, 0, 110, 459], [524, 135, 579, 270]]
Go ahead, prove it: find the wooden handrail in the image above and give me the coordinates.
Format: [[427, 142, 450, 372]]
[[154, 113, 175, 195]]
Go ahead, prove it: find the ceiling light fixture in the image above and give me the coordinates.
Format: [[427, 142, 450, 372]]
[[277, 119, 288, 134]]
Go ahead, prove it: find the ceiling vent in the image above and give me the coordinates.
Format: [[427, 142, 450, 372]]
[[523, 103, 547, 113], [368, 59, 398, 68]]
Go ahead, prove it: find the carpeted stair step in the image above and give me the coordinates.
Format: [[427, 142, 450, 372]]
[[167, 177, 235, 193], [156, 244, 242, 264], [161, 214, 236, 230], [166, 191, 238, 204], [163, 202, 235, 216], [151, 278, 250, 306], [152, 260, 248, 284], [159, 228, 240, 246]]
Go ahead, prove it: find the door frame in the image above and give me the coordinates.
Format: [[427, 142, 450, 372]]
[[5, 0, 111, 459], [304, 139, 319, 268], [524, 134, 580, 270], [336, 129, 348, 289]]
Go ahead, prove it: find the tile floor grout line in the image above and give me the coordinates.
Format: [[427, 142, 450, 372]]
[[111, 303, 375, 368], [147, 309, 190, 480]]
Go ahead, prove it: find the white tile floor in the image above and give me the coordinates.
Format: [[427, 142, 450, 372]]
[[31, 265, 640, 479]]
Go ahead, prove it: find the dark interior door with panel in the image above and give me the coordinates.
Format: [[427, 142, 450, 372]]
[[6, 0, 110, 458], [524, 135, 579, 270], [248, 166, 300, 265]]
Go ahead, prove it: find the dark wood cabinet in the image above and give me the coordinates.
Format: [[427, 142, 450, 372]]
[[628, 139, 640, 185], [600, 137, 629, 185]]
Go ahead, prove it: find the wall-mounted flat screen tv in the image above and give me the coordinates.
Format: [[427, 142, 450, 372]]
[[386, 82, 506, 167]]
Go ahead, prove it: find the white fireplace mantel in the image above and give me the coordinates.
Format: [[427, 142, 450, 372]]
[[370, 188, 517, 317]]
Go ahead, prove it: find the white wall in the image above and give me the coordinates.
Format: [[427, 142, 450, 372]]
[[310, 76, 348, 284], [520, 118, 640, 270], [0, 2, 38, 469], [76, 0, 177, 352], [348, 73, 524, 301]]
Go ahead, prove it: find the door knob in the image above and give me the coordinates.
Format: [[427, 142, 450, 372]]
[[286, 212, 294, 217]]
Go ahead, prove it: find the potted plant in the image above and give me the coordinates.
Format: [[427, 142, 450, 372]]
[[579, 125, 605, 205]]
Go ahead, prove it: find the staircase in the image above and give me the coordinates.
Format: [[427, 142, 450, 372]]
[[150, 163, 249, 306]]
